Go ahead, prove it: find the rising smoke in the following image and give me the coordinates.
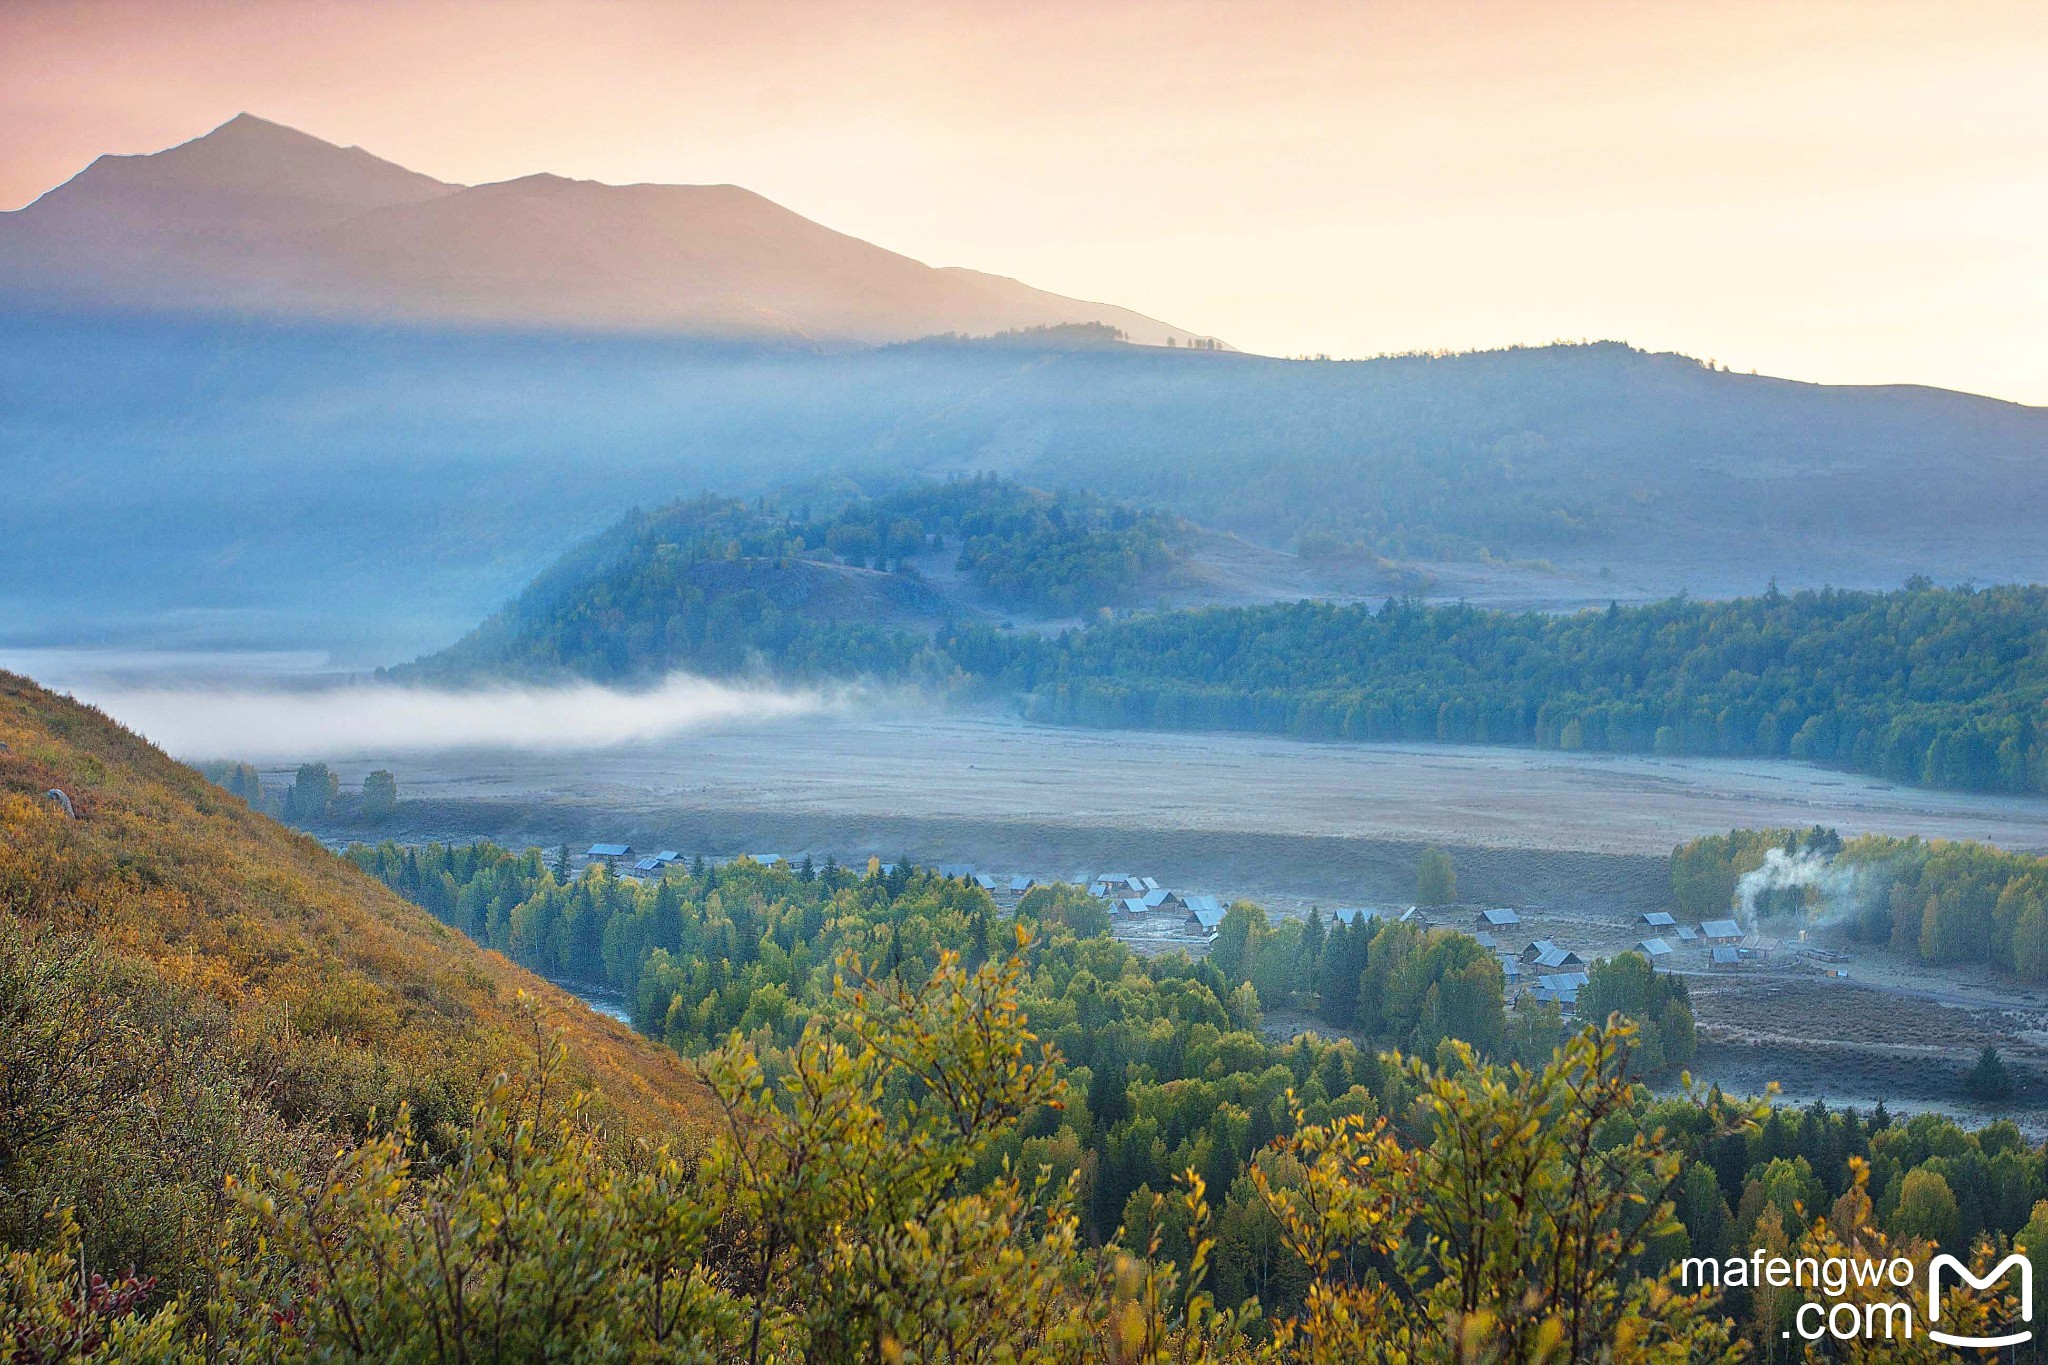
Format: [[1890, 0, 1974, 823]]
[[1734, 846, 1878, 932]]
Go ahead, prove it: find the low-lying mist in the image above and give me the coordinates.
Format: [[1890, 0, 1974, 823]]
[[70, 674, 831, 760]]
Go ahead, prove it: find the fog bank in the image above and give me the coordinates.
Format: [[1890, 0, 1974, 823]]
[[68, 675, 830, 760]]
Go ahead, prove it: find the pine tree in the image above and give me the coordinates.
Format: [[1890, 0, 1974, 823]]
[[1086, 1031, 1131, 1132], [1301, 906, 1327, 974], [650, 879, 684, 955], [1966, 1046, 2014, 1103]]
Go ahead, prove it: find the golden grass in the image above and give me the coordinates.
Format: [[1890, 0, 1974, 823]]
[[0, 670, 715, 1145]]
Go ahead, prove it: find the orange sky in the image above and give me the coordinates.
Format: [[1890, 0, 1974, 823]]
[[4, 0, 2045, 402]]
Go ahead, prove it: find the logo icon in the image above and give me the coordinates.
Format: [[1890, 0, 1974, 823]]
[[1927, 1253, 2033, 1349]]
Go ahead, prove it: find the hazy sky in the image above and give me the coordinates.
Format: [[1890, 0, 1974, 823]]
[[4, 0, 2045, 401]]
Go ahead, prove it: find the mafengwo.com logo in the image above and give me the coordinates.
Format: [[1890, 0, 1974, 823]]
[[1679, 1249, 2033, 1347]]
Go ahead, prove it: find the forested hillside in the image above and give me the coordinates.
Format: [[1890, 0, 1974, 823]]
[[409, 475, 1179, 678], [967, 582, 2048, 795], [0, 671, 712, 1318]]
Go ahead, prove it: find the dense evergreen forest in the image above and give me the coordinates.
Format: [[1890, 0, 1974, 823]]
[[343, 841, 1521, 1278], [332, 839, 2048, 1357], [957, 582, 2048, 796]]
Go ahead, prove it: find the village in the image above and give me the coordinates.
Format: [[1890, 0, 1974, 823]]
[[570, 839, 1856, 1016]]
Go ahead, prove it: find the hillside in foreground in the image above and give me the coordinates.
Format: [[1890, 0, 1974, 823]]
[[0, 669, 712, 1300]]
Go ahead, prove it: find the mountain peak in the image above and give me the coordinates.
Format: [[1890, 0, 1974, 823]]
[[1, 115, 1211, 348], [10, 112, 456, 238], [211, 111, 307, 139], [145, 113, 451, 195]]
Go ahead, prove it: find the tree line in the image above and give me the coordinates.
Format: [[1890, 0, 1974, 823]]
[[193, 759, 397, 824], [941, 582, 2048, 797], [437, 571, 2048, 799]]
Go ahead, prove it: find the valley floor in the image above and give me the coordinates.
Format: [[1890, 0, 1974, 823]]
[[306, 705, 2048, 870], [288, 706, 2048, 1133], [19, 643, 2047, 1136]]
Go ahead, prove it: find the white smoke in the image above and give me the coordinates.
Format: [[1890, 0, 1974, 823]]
[[1734, 847, 1872, 931], [64, 674, 832, 760]]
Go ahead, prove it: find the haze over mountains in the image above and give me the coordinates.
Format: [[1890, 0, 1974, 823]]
[[2, 116, 2046, 662], [0, 114, 1217, 346]]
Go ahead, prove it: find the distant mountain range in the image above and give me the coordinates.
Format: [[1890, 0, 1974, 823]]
[[4, 314, 2045, 658], [4, 116, 2046, 661], [0, 114, 1220, 347]]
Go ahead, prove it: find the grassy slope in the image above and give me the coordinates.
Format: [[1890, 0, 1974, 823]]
[[0, 670, 713, 1143]]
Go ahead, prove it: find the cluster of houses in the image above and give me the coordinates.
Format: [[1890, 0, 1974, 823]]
[[582, 845, 1235, 940], [1632, 910, 1763, 973], [586, 845, 784, 876], [1500, 910, 1845, 1010], [1082, 873, 1227, 936], [1451, 907, 1596, 1008], [1468, 907, 1772, 1012]]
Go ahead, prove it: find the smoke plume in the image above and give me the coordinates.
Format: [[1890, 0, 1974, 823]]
[[1734, 846, 1876, 932]]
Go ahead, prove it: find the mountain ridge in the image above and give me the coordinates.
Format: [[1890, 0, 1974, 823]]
[[0, 114, 1221, 347], [5, 315, 2046, 657]]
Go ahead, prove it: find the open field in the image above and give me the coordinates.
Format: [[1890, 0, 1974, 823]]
[[307, 706, 2048, 882]]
